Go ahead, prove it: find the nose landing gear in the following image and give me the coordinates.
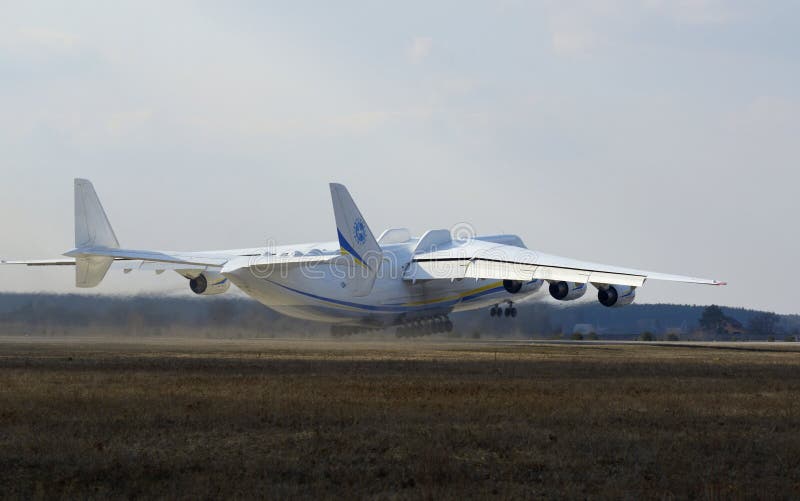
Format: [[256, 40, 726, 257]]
[[490, 302, 517, 318]]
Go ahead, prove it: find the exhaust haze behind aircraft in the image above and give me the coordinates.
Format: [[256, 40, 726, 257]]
[[3, 180, 725, 334]]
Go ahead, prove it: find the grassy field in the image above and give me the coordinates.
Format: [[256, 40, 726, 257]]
[[1, 337, 799, 499]]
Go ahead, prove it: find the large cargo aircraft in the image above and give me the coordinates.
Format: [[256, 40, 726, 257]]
[[3, 180, 724, 334]]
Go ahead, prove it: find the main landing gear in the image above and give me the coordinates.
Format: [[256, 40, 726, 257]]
[[396, 315, 454, 337], [331, 315, 455, 338], [490, 302, 517, 318]]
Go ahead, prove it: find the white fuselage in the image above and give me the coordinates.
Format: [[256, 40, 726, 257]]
[[221, 236, 543, 327]]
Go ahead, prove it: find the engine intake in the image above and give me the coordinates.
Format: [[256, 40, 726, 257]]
[[548, 281, 587, 301], [189, 272, 231, 296], [503, 279, 543, 295], [597, 285, 636, 307]]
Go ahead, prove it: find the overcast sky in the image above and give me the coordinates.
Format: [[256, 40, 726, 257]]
[[1, 1, 798, 313]]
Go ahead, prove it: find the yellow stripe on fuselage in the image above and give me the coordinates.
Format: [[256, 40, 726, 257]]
[[403, 280, 504, 306]]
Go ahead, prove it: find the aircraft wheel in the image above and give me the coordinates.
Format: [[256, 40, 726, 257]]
[[445, 320, 453, 332], [490, 307, 496, 317], [511, 308, 517, 318], [504, 307, 511, 317]]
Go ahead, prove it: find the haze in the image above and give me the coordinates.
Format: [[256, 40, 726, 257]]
[[1, 1, 798, 313]]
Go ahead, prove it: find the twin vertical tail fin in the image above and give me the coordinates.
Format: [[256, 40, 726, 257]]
[[73, 179, 119, 288], [329, 183, 382, 297], [71, 181, 380, 292]]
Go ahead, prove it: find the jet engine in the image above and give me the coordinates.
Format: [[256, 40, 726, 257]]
[[548, 281, 587, 301], [597, 285, 636, 308], [189, 272, 231, 295], [503, 279, 544, 294]]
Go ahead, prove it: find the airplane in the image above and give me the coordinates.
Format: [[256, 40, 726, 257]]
[[2, 179, 725, 335]]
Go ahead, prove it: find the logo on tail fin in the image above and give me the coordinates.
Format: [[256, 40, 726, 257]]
[[353, 218, 367, 246]]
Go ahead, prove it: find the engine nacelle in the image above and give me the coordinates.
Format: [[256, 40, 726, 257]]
[[597, 285, 636, 308], [189, 272, 231, 296], [503, 279, 544, 295], [548, 281, 587, 301]]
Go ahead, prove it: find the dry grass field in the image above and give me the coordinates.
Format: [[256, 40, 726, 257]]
[[1, 337, 799, 499]]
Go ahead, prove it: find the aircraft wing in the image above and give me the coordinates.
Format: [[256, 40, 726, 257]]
[[405, 239, 725, 287], [4, 250, 339, 270], [1, 259, 77, 266], [1, 257, 219, 272], [220, 253, 340, 275], [62, 247, 229, 268]]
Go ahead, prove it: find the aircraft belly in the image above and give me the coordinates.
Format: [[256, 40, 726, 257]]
[[225, 266, 527, 325], [452, 292, 508, 312], [224, 268, 410, 325]]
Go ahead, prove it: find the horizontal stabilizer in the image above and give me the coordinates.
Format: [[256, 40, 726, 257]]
[[76, 255, 114, 288]]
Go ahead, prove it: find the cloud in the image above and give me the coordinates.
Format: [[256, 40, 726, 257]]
[[546, 3, 613, 57], [0, 26, 103, 82], [0, 27, 80, 53], [327, 107, 434, 134], [643, 0, 734, 25], [725, 96, 800, 151], [108, 109, 154, 136], [407, 36, 433, 63], [545, 0, 736, 57], [16, 27, 79, 50], [551, 25, 598, 56]]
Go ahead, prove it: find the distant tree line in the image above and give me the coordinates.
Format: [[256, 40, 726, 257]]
[[0, 294, 327, 338], [0, 293, 797, 340], [698, 304, 796, 340]]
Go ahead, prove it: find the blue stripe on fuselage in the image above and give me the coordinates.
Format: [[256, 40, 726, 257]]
[[264, 280, 507, 313]]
